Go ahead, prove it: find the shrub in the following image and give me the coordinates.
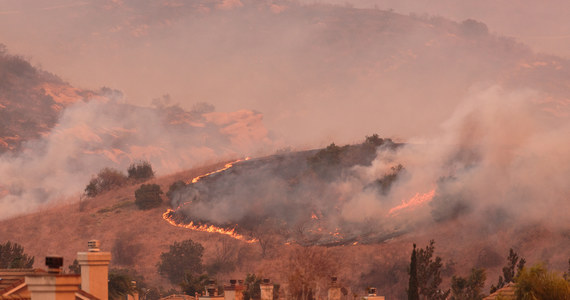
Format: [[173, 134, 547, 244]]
[[134, 184, 163, 210], [128, 161, 155, 181], [84, 168, 128, 197]]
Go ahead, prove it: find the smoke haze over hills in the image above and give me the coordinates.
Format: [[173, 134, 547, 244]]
[[0, 0, 568, 245]]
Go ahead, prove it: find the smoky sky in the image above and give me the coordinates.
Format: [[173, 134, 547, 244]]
[[1, 0, 570, 147]]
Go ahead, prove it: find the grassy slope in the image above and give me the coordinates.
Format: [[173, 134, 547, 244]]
[[0, 156, 568, 298]]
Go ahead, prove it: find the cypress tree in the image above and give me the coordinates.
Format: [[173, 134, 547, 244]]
[[408, 243, 420, 300]]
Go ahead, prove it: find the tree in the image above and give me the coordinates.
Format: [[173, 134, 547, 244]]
[[157, 239, 204, 285], [0, 241, 34, 268], [286, 247, 339, 300], [108, 270, 136, 300], [134, 184, 163, 210], [408, 244, 420, 300], [68, 259, 80, 274], [450, 268, 486, 300], [490, 248, 525, 293], [515, 264, 570, 300], [108, 268, 148, 299], [112, 231, 142, 266], [128, 161, 155, 181], [84, 167, 128, 197], [416, 240, 449, 299], [180, 273, 209, 296], [243, 274, 262, 300]]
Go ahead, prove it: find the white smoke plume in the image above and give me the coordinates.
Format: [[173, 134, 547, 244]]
[[0, 90, 274, 220]]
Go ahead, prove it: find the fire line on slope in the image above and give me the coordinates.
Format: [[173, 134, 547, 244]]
[[161, 157, 257, 243]]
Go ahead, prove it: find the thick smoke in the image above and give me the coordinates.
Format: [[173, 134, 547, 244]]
[[0, 90, 274, 220], [169, 85, 569, 251]]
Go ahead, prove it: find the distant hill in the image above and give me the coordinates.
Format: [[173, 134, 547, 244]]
[[0, 46, 92, 152]]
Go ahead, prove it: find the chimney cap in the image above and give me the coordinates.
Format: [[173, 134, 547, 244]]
[[45, 256, 63, 274], [88, 240, 101, 252]]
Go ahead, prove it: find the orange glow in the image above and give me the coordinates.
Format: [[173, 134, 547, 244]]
[[187, 157, 250, 184], [162, 157, 256, 242], [388, 189, 436, 215], [162, 209, 257, 243], [352, 241, 358, 245], [311, 212, 319, 220]]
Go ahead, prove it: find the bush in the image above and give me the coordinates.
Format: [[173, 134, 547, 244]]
[[135, 184, 163, 210], [85, 168, 128, 197], [128, 161, 155, 181], [515, 264, 570, 299], [157, 239, 204, 284]]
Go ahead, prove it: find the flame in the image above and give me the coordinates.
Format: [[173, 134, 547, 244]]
[[388, 189, 436, 216], [352, 241, 358, 245], [187, 157, 250, 184], [162, 209, 257, 243], [162, 157, 256, 243], [311, 212, 319, 220]]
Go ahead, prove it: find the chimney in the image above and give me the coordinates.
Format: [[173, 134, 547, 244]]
[[224, 279, 244, 300], [260, 279, 273, 300], [46, 256, 64, 274], [25, 256, 81, 300], [206, 279, 217, 296], [327, 277, 341, 300], [77, 240, 111, 300]]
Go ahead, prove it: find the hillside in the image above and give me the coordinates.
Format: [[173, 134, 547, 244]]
[[0, 146, 568, 299]]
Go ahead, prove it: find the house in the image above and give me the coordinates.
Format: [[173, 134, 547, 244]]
[[0, 240, 111, 300]]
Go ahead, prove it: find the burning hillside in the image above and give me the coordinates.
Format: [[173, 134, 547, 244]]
[[162, 137, 432, 246]]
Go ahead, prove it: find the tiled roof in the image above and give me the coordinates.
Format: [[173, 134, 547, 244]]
[[483, 283, 516, 300], [0, 269, 38, 295]]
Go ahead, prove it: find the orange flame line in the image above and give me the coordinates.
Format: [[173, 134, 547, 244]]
[[162, 157, 256, 243], [388, 189, 436, 216], [162, 209, 258, 243], [186, 157, 250, 185]]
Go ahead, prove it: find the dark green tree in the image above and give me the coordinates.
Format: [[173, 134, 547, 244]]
[[128, 161, 155, 181], [134, 184, 163, 210], [451, 268, 486, 300], [416, 240, 450, 299], [490, 248, 525, 293], [408, 244, 420, 300], [515, 264, 570, 300], [157, 239, 204, 284], [0, 241, 34, 269]]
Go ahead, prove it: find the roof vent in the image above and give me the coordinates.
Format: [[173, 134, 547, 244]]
[[88, 240, 101, 252]]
